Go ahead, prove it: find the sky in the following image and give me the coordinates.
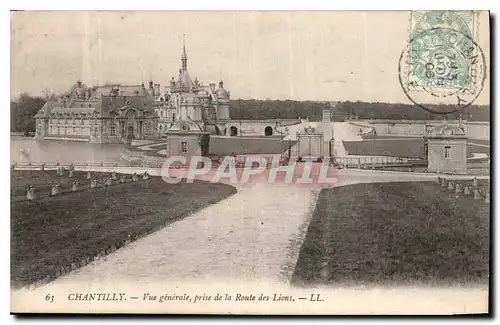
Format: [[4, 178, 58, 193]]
[[10, 11, 490, 104]]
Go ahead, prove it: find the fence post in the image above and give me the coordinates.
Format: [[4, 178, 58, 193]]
[[473, 188, 481, 200], [51, 183, 60, 196]]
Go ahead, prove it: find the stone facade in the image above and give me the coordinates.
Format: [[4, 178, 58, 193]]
[[427, 124, 468, 174], [164, 132, 206, 159], [34, 81, 158, 144]]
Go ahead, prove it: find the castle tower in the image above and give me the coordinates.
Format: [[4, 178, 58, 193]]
[[214, 80, 230, 120]]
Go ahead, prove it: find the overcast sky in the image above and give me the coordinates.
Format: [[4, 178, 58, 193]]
[[11, 11, 489, 104]]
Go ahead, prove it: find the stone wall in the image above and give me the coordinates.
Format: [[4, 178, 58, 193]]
[[369, 120, 490, 141]]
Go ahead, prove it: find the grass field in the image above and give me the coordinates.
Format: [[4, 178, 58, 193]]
[[11, 170, 236, 288], [291, 182, 490, 287]]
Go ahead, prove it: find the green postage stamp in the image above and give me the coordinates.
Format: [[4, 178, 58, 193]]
[[399, 11, 486, 114]]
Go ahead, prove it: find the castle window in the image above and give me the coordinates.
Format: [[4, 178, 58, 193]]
[[181, 141, 188, 153], [444, 146, 451, 159], [110, 122, 116, 136]]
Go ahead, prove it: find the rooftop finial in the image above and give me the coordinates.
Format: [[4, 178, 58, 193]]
[[181, 34, 187, 70]]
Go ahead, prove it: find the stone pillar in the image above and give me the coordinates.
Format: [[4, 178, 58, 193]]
[[455, 183, 462, 193], [473, 188, 481, 201], [72, 181, 79, 192], [448, 181, 454, 191], [51, 183, 59, 196], [90, 179, 97, 188], [464, 186, 472, 196], [26, 186, 35, 201], [87, 171, 92, 180]]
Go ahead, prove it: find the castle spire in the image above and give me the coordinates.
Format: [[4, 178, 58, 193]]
[[181, 34, 187, 71]]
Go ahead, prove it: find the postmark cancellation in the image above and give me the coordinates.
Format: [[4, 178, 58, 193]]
[[399, 11, 486, 114]]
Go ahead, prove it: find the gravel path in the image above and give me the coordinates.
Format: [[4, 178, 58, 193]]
[[39, 182, 317, 286]]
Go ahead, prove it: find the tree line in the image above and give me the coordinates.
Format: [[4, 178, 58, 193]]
[[10, 94, 490, 133], [229, 99, 490, 122]]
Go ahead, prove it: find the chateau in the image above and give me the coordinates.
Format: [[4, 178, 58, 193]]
[[34, 39, 231, 143]]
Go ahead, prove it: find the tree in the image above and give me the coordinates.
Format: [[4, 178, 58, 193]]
[[10, 92, 46, 132], [43, 88, 57, 101]]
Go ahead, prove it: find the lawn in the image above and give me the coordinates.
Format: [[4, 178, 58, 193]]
[[291, 182, 490, 287], [343, 138, 426, 158], [11, 170, 236, 288]]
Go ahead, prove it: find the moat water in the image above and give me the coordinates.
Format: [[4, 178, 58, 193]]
[[10, 136, 124, 164]]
